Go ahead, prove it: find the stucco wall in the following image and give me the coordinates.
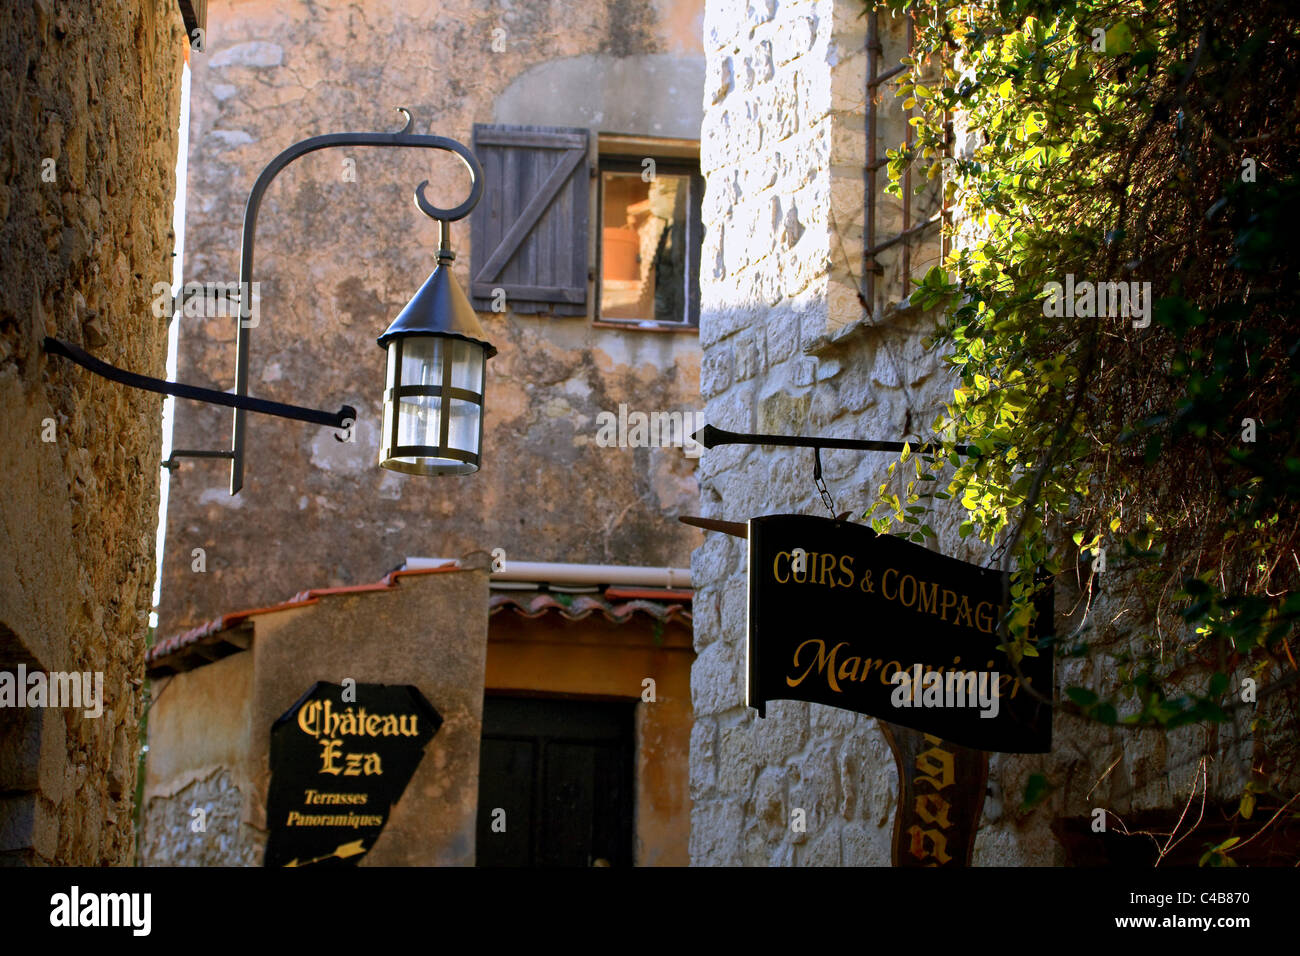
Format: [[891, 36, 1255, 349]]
[[0, 0, 184, 864], [691, 0, 1255, 866], [141, 565, 489, 865], [158, 0, 707, 637], [139, 651, 256, 865]]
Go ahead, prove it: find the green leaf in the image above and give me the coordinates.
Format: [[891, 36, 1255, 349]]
[[1066, 687, 1099, 708], [1239, 791, 1255, 820], [1021, 773, 1051, 810]]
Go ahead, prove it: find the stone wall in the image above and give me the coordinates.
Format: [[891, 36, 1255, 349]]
[[691, 0, 1250, 866], [139, 768, 260, 867], [0, 1, 184, 864], [158, 0, 708, 636]]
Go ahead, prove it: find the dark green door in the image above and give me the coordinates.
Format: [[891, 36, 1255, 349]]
[[476, 696, 634, 867]]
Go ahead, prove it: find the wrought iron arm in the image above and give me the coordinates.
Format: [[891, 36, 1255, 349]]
[[43, 336, 355, 428], [230, 107, 484, 493], [694, 424, 974, 457]]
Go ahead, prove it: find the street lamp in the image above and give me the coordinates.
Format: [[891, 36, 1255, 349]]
[[377, 221, 497, 476], [43, 108, 495, 492]]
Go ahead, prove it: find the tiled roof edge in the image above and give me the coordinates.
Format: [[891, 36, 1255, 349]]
[[148, 564, 462, 667]]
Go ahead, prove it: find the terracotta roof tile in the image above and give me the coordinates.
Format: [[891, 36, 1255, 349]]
[[147, 565, 460, 673], [489, 592, 692, 626]]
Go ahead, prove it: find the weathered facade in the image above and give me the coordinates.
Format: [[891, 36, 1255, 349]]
[[141, 564, 490, 866], [158, 0, 707, 636], [690, 0, 1258, 865], [0, 1, 185, 864], [146, 0, 706, 867], [140, 561, 694, 866]]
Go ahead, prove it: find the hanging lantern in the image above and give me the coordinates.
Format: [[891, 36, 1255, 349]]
[[377, 232, 496, 476]]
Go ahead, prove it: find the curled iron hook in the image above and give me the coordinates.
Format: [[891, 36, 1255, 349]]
[[395, 106, 414, 135], [415, 172, 482, 223]]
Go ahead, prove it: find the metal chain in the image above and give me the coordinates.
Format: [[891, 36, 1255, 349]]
[[812, 447, 838, 519]]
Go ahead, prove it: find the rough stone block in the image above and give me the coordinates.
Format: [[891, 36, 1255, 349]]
[[747, 0, 778, 28], [718, 713, 761, 796], [798, 824, 842, 865], [690, 797, 745, 865], [690, 718, 719, 796], [692, 640, 744, 716], [755, 700, 810, 763], [701, 346, 735, 399], [841, 819, 891, 864]]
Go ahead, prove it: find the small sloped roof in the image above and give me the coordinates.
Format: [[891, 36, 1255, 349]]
[[148, 566, 692, 677]]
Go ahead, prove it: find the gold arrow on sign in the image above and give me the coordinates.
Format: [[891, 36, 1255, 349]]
[[284, 839, 369, 867]]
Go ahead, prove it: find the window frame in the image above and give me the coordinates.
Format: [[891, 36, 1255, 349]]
[[592, 152, 703, 331]]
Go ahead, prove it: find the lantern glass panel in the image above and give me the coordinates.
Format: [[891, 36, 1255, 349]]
[[397, 394, 442, 449], [447, 399, 481, 451], [379, 333, 487, 476], [449, 338, 483, 393], [398, 335, 444, 389]]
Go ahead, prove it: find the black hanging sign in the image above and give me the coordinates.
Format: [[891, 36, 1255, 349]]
[[264, 682, 442, 867], [747, 514, 1052, 753]]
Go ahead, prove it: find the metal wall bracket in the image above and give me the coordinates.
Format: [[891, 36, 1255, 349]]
[[43, 336, 355, 463], [44, 109, 483, 494], [694, 424, 973, 457]]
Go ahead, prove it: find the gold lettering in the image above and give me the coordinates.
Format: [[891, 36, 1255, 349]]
[[879, 660, 902, 684], [955, 595, 974, 628], [363, 753, 383, 775], [773, 551, 791, 584], [319, 738, 344, 775], [881, 568, 898, 601], [914, 793, 952, 828], [899, 574, 917, 608], [399, 715, 418, 737], [382, 715, 399, 735], [344, 752, 363, 776], [907, 825, 953, 865], [786, 639, 846, 693], [365, 714, 381, 735], [838, 554, 855, 588], [837, 656, 861, 683], [322, 700, 338, 737], [819, 553, 836, 587], [916, 580, 938, 616], [915, 743, 955, 791], [975, 601, 995, 633], [298, 700, 321, 737], [939, 588, 958, 622]]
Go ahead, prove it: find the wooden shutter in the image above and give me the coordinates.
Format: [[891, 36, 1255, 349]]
[[470, 125, 590, 316]]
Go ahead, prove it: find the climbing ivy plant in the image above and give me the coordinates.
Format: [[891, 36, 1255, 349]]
[[864, 0, 1300, 862]]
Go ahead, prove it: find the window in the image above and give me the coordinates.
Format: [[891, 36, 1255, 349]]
[[596, 154, 702, 328], [468, 124, 701, 328]]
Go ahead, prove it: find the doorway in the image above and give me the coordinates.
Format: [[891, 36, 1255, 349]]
[[476, 695, 635, 866]]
